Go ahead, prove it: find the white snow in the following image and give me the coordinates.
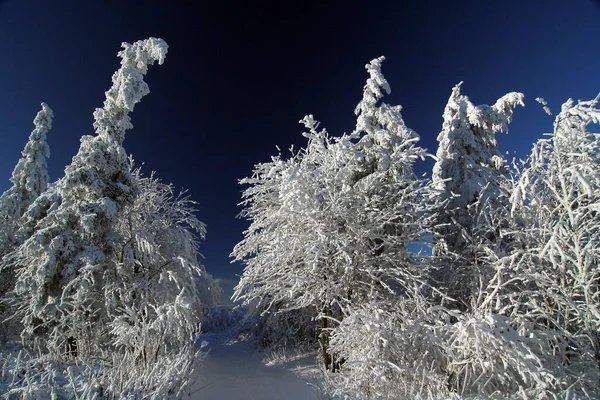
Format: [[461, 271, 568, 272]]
[[186, 333, 321, 400]]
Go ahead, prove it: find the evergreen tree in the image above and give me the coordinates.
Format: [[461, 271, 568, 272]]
[[1, 37, 217, 397], [431, 83, 523, 306], [0, 103, 52, 258], [0, 103, 52, 341], [435, 94, 600, 398], [3, 38, 169, 356]]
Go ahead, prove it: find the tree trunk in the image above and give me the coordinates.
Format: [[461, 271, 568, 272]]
[[320, 314, 332, 371]]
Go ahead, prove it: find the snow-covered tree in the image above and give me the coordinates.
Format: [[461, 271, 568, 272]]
[[427, 86, 573, 397], [327, 297, 450, 399], [101, 165, 217, 395], [431, 83, 523, 307], [0, 103, 52, 258], [433, 94, 600, 398], [505, 95, 600, 396], [111, 165, 214, 336], [0, 103, 52, 341], [113, 164, 222, 327], [233, 57, 430, 371], [0, 37, 218, 397], [3, 38, 170, 357]]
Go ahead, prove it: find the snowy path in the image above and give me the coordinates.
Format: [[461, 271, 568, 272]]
[[186, 333, 322, 400]]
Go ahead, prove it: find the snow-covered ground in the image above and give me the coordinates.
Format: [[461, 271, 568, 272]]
[[186, 333, 322, 400]]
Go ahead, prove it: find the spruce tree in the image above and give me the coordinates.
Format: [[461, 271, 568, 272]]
[[0, 103, 52, 343], [3, 38, 168, 356], [431, 83, 523, 306], [0, 103, 52, 258]]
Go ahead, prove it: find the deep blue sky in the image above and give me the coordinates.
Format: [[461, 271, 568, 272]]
[[0, 0, 599, 284]]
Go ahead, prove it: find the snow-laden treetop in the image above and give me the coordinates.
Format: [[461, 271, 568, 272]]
[[10, 103, 53, 198], [512, 94, 600, 215], [0, 102, 53, 221], [23, 37, 168, 238], [93, 38, 168, 144], [433, 82, 524, 204], [353, 56, 422, 176], [54, 37, 168, 212], [354, 56, 391, 124]]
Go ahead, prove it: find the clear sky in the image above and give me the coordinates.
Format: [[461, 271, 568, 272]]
[[0, 0, 599, 283]]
